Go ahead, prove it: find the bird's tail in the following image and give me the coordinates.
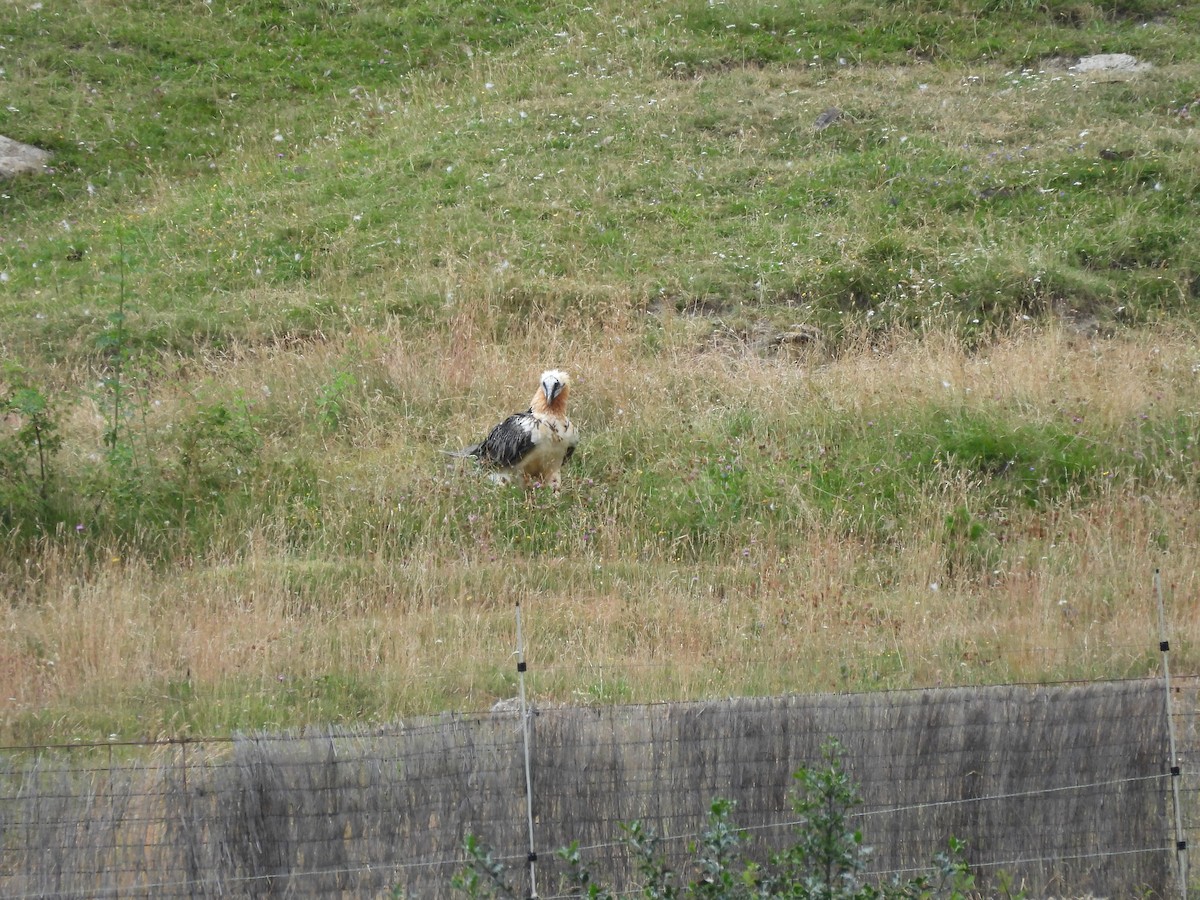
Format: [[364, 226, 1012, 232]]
[[441, 444, 481, 459]]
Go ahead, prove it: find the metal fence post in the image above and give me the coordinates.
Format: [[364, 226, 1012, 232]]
[[516, 601, 539, 899], [1157, 569, 1188, 900]]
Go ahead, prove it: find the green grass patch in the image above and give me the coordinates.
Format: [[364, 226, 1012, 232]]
[[4, 0, 1200, 359]]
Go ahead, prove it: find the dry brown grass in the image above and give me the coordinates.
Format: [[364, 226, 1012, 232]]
[[3, 319, 1197, 741]]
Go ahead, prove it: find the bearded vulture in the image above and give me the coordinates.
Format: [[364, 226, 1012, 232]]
[[447, 369, 579, 491]]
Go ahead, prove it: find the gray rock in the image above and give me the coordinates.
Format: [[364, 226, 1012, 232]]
[[1073, 53, 1151, 75], [0, 135, 52, 178]]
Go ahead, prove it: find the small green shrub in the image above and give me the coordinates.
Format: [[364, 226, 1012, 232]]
[[452, 740, 997, 900], [316, 371, 360, 434], [177, 400, 263, 499], [0, 376, 65, 536]]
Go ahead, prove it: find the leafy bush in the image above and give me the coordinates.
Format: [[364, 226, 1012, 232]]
[[1, 360, 264, 556], [451, 740, 999, 900], [0, 377, 66, 536]]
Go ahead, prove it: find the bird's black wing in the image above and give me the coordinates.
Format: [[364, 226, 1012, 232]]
[[475, 410, 537, 468]]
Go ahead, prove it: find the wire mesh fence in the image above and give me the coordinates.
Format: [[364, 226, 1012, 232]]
[[0, 675, 1194, 898]]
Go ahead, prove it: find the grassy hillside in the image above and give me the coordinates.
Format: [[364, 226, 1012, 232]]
[[1, 0, 1198, 744]]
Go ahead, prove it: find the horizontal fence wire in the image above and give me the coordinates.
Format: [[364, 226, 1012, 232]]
[[525, 644, 1163, 687], [0, 675, 1195, 898]]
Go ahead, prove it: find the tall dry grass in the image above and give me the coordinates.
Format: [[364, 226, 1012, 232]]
[[3, 320, 1197, 741]]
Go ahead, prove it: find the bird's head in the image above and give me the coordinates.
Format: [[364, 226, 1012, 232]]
[[536, 369, 570, 414]]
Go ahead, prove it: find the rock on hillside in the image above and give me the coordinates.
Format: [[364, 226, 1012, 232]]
[[0, 136, 52, 178]]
